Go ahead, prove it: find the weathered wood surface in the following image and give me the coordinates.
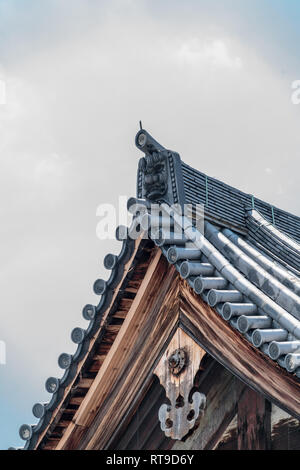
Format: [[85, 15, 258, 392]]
[[56, 252, 181, 449], [216, 416, 238, 450], [172, 361, 245, 450], [41, 256, 300, 450], [237, 387, 271, 450], [179, 281, 300, 420], [109, 378, 168, 450], [154, 328, 206, 440], [217, 404, 300, 450], [271, 417, 300, 449]]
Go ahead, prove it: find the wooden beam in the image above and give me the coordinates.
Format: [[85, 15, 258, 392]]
[[237, 387, 271, 450], [109, 378, 165, 450], [271, 414, 300, 450], [212, 406, 300, 450], [172, 361, 245, 450], [34, 235, 145, 449], [75, 378, 93, 389], [56, 253, 180, 450]]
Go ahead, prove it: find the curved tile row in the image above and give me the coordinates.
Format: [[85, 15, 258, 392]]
[[221, 226, 300, 297], [144, 204, 300, 382], [250, 238, 300, 279], [246, 209, 300, 274], [16, 220, 137, 450], [204, 222, 300, 321], [249, 209, 300, 252]]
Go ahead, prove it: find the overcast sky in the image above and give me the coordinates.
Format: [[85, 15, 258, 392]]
[[1, 0, 300, 449]]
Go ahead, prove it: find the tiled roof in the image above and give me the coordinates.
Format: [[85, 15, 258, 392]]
[[145, 204, 300, 374], [14, 128, 300, 449], [135, 127, 300, 379], [246, 209, 300, 275], [181, 161, 300, 243]]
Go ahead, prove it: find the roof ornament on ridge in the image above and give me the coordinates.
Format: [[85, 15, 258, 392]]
[[135, 127, 186, 207]]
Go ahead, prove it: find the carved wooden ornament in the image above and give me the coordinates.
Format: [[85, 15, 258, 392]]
[[154, 328, 207, 440]]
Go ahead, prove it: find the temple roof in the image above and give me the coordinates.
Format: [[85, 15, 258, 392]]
[[14, 128, 300, 450], [181, 161, 300, 245]]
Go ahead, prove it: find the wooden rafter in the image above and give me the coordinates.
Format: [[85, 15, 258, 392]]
[[35, 235, 147, 449], [56, 252, 180, 449], [237, 387, 271, 450]]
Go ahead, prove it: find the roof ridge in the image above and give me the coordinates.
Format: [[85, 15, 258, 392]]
[[181, 160, 300, 223]]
